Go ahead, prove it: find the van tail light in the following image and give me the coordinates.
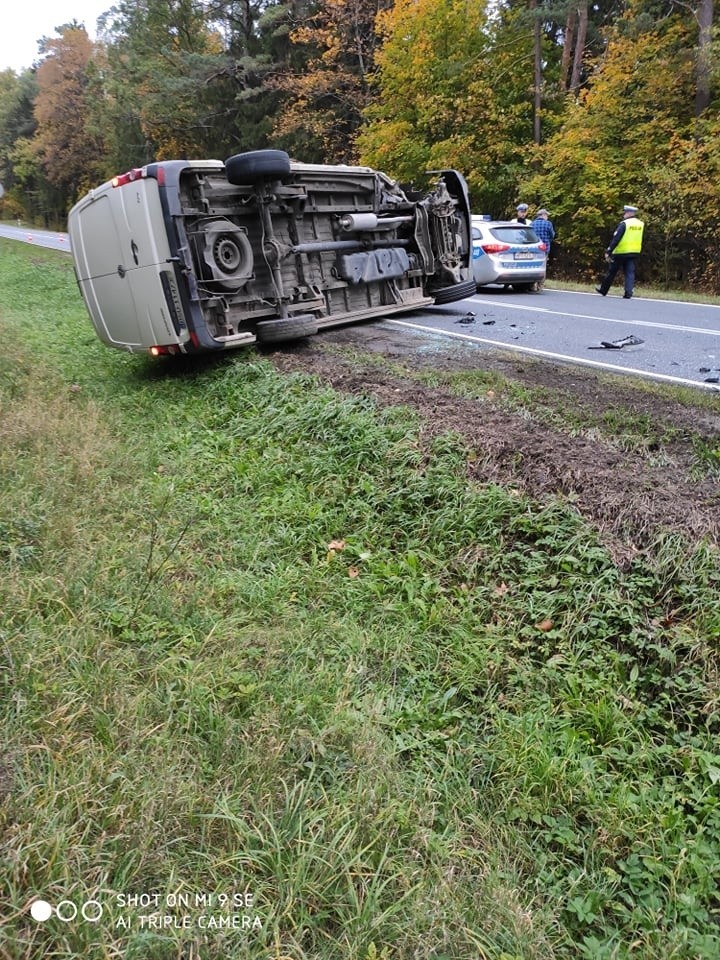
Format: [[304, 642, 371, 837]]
[[112, 167, 146, 187], [539, 242, 547, 252], [481, 243, 511, 254], [149, 345, 181, 357]]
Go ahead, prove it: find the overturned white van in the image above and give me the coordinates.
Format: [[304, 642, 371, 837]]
[[67, 150, 474, 356]]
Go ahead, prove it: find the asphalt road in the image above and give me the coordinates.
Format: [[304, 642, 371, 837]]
[[2, 224, 720, 389], [387, 286, 720, 391], [0, 223, 71, 252]]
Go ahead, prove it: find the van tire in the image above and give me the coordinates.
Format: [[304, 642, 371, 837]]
[[431, 278, 477, 304], [256, 314, 319, 344], [225, 150, 292, 185]]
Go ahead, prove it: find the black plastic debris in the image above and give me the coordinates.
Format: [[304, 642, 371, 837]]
[[483, 319, 496, 325], [456, 312, 476, 325], [589, 335, 644, 350]]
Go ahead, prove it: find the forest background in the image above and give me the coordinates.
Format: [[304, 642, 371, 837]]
[[0, 0, 717, 290]]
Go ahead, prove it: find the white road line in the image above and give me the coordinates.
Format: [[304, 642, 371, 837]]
[[469, 297, 720, 336], [385, 319, 720, 391]]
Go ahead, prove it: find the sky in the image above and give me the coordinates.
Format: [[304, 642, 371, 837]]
[[0, 1, 110, 73]]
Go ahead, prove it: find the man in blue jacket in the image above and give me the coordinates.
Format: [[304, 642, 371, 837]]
[[531, 208, 555, 256], [596, 205, 645, 299]]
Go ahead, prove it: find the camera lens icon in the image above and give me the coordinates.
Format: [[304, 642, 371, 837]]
[[81, 900, 103, 922], [30, 900, 53, 922], [30, 899, 103, 923]]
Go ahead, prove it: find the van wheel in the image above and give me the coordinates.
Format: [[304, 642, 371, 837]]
[[256, 314, 318, 344], [225, 150, 292, 185], [431, 278, 477, 304]]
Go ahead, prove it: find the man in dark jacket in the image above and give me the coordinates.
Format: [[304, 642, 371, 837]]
[[596, 204, 645, 299]]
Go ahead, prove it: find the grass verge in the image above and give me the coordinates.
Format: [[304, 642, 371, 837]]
[[545, 278, 720, 304], [1, 240, 719, 959]]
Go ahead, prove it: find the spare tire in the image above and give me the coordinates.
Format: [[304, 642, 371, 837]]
[[255, 314, 319, 344], [431, 278, 477, 304], [225, 150, 292, 185]]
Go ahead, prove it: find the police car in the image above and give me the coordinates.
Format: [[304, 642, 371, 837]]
[[471, 215, 547, 291]]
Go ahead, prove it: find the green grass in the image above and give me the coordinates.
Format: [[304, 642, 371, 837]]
[[1, 239, 719, 959], [320, 345, 720, 477]]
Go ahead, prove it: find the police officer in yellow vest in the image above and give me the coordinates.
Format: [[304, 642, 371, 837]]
[[596, 205, 644, 299]]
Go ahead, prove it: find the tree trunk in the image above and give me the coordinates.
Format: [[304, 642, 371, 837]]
[[531, 0, 542, 144], [561, 7, 577, 93], [569, 2, 588, 94], [695, 0, 714, 117]]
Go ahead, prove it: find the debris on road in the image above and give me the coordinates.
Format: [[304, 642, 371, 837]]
[[589, 335, 644, 350]]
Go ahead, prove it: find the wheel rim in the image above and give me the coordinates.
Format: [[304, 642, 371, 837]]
[[213, 236, 243, 274]]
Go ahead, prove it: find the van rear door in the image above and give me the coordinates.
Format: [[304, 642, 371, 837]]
[[69, 177, 186, 352]]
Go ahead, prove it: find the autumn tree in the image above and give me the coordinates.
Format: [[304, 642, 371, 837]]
[[3, 0, 717, 286], [358, 0, 487, 172], [358, 0, 542, 215], [523, 6, 718, 285], [185, 0, 295, 153], [94, 0, 232, 161], [0, 69, 38, 218], [32, 24, 104, 216], [90, 0, 306, 165], [270, 0, 388, 163]]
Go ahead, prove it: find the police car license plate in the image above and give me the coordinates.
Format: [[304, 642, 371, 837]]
[[514, 251, 535, 260]]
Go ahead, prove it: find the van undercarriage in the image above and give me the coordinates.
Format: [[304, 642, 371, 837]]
[[69, 151, 474, 354]]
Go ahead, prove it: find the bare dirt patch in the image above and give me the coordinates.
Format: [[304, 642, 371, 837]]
[[265, 322, 720, 562]]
